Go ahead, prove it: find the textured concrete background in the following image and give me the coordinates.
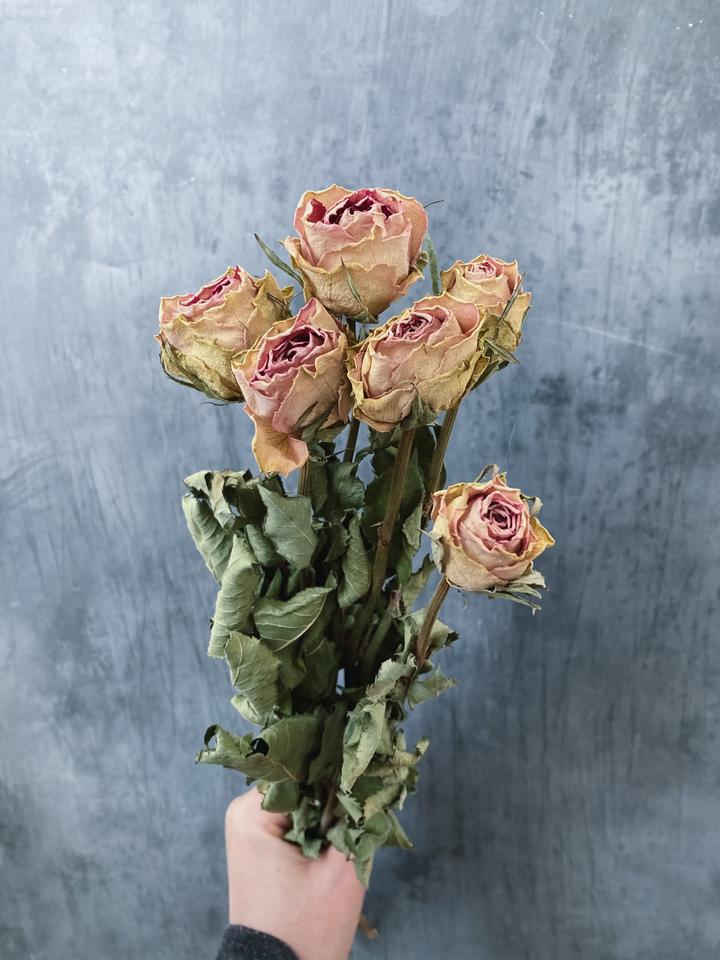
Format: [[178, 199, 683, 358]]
[[2, 1, 720, 958]]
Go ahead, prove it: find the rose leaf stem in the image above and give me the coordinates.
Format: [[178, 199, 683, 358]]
[[343, 417, 360, 463], [415, 577, 451, 669], [423, 403, 459, 519], [352, 428, 416, 649], [297, 461, 311, 499]]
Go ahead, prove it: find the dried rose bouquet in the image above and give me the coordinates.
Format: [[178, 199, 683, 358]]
[[156, 185, 554, 885]]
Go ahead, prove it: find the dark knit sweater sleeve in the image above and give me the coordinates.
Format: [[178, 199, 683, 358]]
[[215, 924, 299, 960]]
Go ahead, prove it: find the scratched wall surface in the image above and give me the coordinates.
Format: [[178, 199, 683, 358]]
[[2, 1, 720, 958]]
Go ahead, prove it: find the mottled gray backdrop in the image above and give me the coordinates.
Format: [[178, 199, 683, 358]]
[[2, 1, 720, 958]]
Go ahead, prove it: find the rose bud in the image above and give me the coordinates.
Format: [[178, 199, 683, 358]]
[[283, 185, 428, 318], [156, 266, 293, 400], [232, 298, 352, 476], [347, 293, 488, 432], [430, 474, 554, 592], [440, 255, 532, 353]]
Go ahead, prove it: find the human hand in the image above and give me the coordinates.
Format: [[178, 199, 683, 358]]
[[225, 789, 366, 960]]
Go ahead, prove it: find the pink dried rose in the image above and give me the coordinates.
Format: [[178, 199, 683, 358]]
[[430, 474, 554, 592], [156, 267, 293, 400], [347, 293, 488, 432], [440, 255, 532, 353], [284, 185, 428, 318], [232, 298, 352, 475]]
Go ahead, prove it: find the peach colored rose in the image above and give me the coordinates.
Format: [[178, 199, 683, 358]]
[[156, 267, 293, 400], [232, 298, 351, 475], [440, 255, 532, 353], [284, 185, 428, 318], [430, 474, 554, 592], [347, 293, 488, 432]]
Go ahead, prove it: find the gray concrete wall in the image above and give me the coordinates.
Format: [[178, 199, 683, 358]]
[[2, 1, 720, 957]]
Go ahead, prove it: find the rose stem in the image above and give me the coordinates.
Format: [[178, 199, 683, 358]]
[[423, 403, 459, 519], [318, 782, 339, 837], [360, 603, 394, 680], [343, 418, 360, 463], [415, 577, 451, 668], [352, 428, 416, 649], [297, 461, 311, 499]]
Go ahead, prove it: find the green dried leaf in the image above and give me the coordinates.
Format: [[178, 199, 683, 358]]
[[338, 516, 371, 609], [403, 502, 422, 551], [342, 260, 365, 307], [285, 566, 306, 597], [326, 819, 356, 855], [407, 665, 457, 708], [362, 454, 424, 546], [337, 791, 364, 823], [245, 522, 283, 566], [325, 523, 349, 562], [485, 338, 520, 365], [366, 658, 414, 703], [209, 471, 239, 530], [355, 811, 393, 866], [341, 260, 375, 323], [412, 424, 440, 487], [258, 487, 317, 569], [197, 715, 321, 783], [296, 628, 339, 704], [306, 460, 329, 513], [354, 856, 374, 887], [400, 393, 438, 431], [522, 493, 544, 517], [353, 775, 405, 820], [254, 586, 332, 647], [396, 546, 412, 586], [403, 608, 457, 659], [396, 501, 424, 585], [183, 470, 213, 497], [512, 567, 547, 589], [326, 815, 391, 887], [208, 537, 260, 658], [385, 810, 413, 848], [260, 779, 300, 813], [425, 235, 441, 295], [341, 700, 388, 792], [285, 797, 323, 858], [223, 632, 282, 718], [307, 702, 348, 784], [182, 494, 232, 583], [254, 233, 305, 286], [274, 648, 307, 694], [403, 555, 435, 611], [474, 463, 500, 484], [263, 568, 283, 600], [230, 694, 262, 726], [326, 461, 364, 515], [478, 586, 543, 612], [227, 471, 271, 521]]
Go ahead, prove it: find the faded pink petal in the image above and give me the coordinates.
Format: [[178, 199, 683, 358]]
[[347, 293, 483, 428], [430, 474, 554, 592], [231, 298, 350, 473], [287, 185, 428, 317]]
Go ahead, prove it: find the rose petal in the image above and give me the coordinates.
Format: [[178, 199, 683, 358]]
[[286, 238, 423, 317], [251, 417, 310, 476]]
